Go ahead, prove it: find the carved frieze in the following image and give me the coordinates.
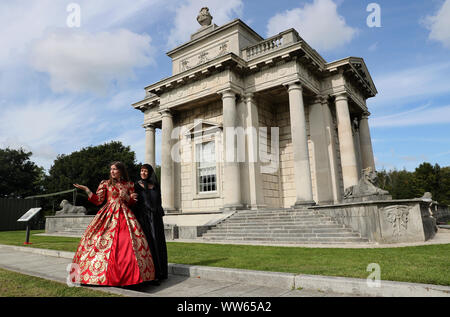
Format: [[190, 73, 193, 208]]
[[251, 61, 296, 89], [381, 205, 411, 238], [178, 41, 229, 73], [297, 63, 320, 90], [345, 79, 366, 107], [160, 72, 229, 106]]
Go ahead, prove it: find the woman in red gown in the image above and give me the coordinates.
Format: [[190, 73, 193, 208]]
[[72, 162, 155, 286]]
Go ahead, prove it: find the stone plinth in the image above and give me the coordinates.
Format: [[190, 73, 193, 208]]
[[344, 194, 392, 203], [311, 199, 438, 244], [45, 215, 94, 236], [164, 224, 179, 240]]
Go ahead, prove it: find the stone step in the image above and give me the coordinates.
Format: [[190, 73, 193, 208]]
[[204, 227, 354, 234], [202, 232, 361, 238], [228, 216, 331, 222], [233, 211, 317, 216], [213, 221, 345, 230], [200, 207, 366, 245], [216, 221, 339, 227], [202, 236, 368, 243], [223, 216, 333, 221]]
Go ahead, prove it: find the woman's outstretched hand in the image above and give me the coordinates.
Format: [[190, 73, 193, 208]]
[[74, 184, 91, 196]]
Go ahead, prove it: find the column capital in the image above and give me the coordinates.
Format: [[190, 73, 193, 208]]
[[283, 81, 303, 92], [334, 92, 348, 102], [142, 123, 156, 130], [217, 87, 242, 99], [312, 94, 328, 105], [361, 111, 371, 119], [244, 92, 255, 103], [159, 108, 173, 118]]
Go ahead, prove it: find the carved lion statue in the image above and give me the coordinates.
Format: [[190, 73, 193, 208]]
[[344, 167, 389, 199], [55, 200, 87, 215]]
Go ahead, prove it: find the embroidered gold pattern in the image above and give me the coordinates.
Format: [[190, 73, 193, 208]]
[[72, 180, 155, 285]]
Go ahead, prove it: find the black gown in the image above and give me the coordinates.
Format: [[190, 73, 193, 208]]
[[133, 180, 168, 280]]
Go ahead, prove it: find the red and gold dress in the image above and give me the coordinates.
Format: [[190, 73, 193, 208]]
[[72, 180, 155, 286]]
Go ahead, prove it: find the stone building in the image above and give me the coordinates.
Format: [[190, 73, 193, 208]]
[[132, 10, 377, 216]]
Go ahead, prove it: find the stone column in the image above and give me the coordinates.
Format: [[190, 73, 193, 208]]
[[221, 89, 243, 210], [244, 93, 265, 210], [334, 93, 359, 190], [286, 82, 315, 206], [309, 96, 334, 204], [321, 99, 342, 203], [160, 109, 175, 212], [352, 117, 363, 173], [144, 123, 156, 168], [359, 112, 376, 171]]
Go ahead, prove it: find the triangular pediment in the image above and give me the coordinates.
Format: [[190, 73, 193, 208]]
[[349, 58, 377, 94], [185, 119, 222, 138]]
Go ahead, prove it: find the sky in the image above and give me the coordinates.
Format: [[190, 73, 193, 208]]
[[1, 0, 449, 173]]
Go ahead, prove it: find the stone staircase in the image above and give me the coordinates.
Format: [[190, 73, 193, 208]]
[[201, 208, 369, 244]]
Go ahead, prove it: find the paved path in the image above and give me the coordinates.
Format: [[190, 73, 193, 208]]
[[1, 240, 450, 298], [0, 244, 351, 297]]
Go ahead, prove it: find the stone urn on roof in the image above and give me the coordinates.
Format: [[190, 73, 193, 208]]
[[197, 7, 213, 27]]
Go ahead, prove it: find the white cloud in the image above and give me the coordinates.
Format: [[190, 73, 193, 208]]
[[368, 42, 378, 52], [0, 97, 96, 170], [369, 62, 450, 108], [423, 0, 450, 48], [0, 0, 163, 67], [0, 0, 64, 67], [0, 92, 150, 170], [30, 29, 154, 95], [370, 104, 450, 128], [108, 89, 146, 111], [266, 0, 357, 52], [167, 0, 243, 49]]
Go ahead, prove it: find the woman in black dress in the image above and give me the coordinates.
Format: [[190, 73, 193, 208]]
[[132, 164, 168, 282]]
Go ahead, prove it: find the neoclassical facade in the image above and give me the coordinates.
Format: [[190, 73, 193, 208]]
[[133, 14, 377, 214]]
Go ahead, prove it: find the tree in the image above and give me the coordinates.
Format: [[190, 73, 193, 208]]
[[0, 148, 44, 198], [44, 141, 141, 214], [377, 162, 450, 206], [439, 167, 450, 206], [414, 162, 441, 199]]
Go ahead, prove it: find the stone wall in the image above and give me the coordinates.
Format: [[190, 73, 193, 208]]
[[45, 215, 94, 235], [275, 102, 295, 208], [312, 199, 438, 243], [259, 100, 281, 208], [175, 100, 224, 212]]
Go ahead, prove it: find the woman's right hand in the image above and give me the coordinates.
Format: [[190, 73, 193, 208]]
[[74, 184, 91, 195]]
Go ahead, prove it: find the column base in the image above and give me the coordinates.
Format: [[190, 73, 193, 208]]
[[291, 200, 316, 209], [248, 204, 267, 211], [163, 207, 178, 215], [220, 204, 245, 211]]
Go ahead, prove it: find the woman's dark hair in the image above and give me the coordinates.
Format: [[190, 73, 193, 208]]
[[109, 161, 130, 185]]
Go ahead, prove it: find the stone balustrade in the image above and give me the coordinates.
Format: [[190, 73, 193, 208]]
[[242, 30, 299, 61]]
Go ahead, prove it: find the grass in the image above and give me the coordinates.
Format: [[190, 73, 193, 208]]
[[0, 230, 80, 252], [0, 268, 120, 297], [0, 230, 449, 287]]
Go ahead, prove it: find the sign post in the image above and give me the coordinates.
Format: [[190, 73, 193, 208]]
[[17, 208, 42, 245]]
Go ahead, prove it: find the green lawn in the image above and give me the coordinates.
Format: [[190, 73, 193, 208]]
[[0, 268, 120, 297], [1, 230, 449, 286], [0, 230, 80, 252]]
